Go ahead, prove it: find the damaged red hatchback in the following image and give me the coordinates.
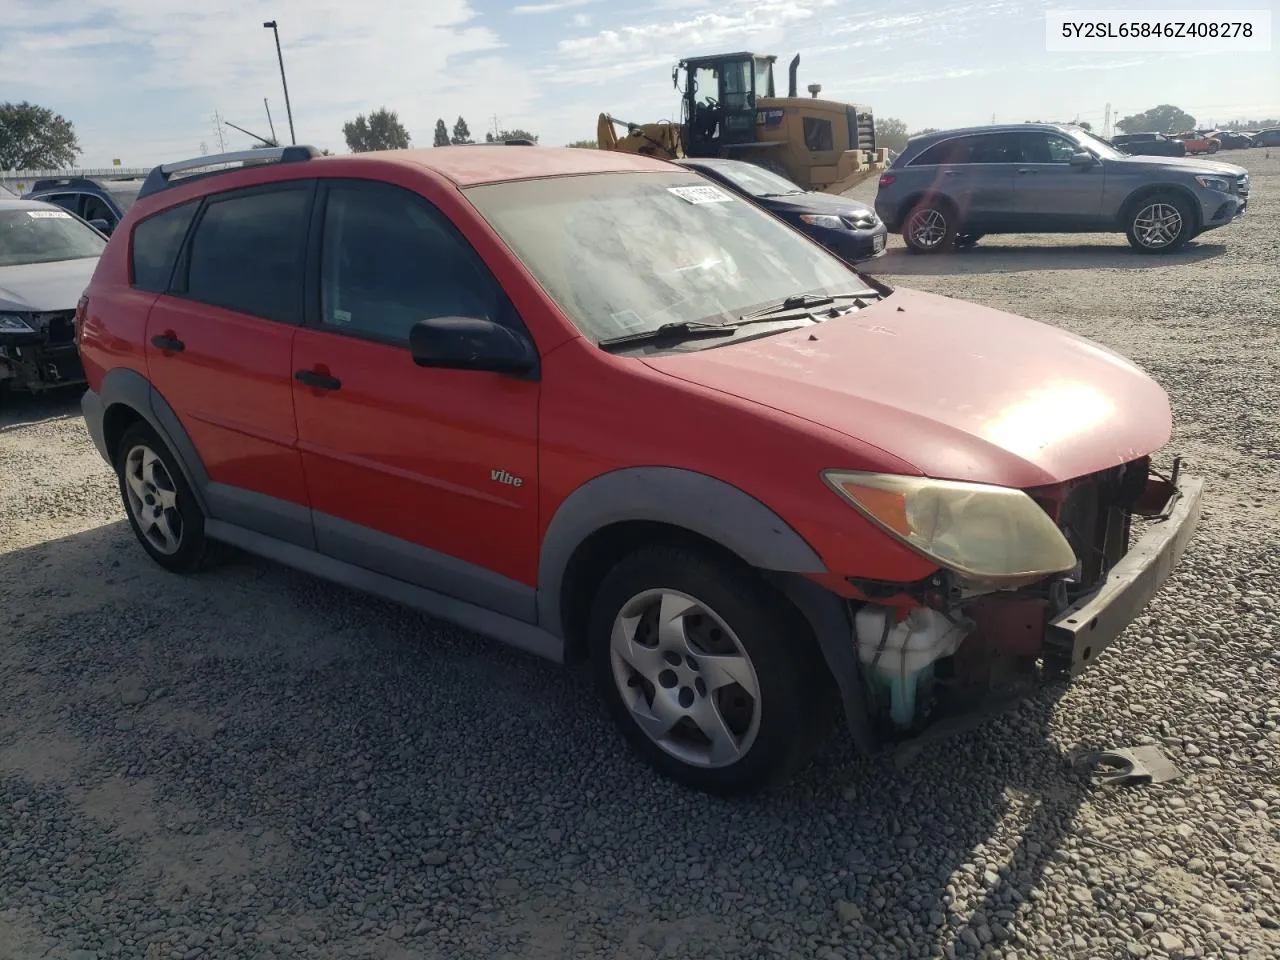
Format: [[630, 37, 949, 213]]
[[77, 144, 1202, 795]]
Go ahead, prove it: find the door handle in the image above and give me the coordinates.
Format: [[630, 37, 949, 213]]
[[150, 334, 184, 352], [294, 369, 342, 391], [943, 170, 959, 176], [1017, 168, 1037, 175]]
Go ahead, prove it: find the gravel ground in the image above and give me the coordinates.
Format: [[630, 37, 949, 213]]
[[2, 148, 1277, 960]]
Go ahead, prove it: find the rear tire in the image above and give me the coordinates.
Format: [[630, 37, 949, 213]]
[[115, 421, 215, 574], [902, 201, 957, 254], [1125, 193, 1194, 253], [588, 545, 824, 796]]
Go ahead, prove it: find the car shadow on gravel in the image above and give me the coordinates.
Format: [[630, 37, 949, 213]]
[[0, 386, 84, 432], [0, 522, 1099, 959], [868, 240, 1228, 277]]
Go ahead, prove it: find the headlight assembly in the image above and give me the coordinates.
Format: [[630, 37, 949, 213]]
[[822, 470, 1078, 584], [1195, 175, 1231, 191], [798, 214, 844, 229], [0, 312, 36, 333]]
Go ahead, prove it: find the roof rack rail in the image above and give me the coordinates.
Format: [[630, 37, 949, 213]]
[[137, 145, 323, 200]]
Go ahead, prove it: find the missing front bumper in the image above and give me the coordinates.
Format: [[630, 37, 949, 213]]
[[1045, 474, 1204, 674]]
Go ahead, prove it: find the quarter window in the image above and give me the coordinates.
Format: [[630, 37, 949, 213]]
[[183, 186, 311, 324], [131, 200, 199, 293], [318, 181, 507, 344]]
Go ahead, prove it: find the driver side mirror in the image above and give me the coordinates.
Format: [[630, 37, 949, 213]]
[[409, 316, 538, 376], [1069, 151, 1095, 168], [88, 218, 113, 235]]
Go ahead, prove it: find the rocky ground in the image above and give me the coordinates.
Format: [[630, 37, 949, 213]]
[[1, 149, 1277, 960]]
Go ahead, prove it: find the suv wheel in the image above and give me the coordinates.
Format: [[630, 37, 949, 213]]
[[588, 546, 821, 795], [115, 422, 214, 573], [1126, 194, 1194, 253], [902, 202, 956, 254]]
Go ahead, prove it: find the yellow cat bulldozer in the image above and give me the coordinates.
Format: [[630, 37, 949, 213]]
[[597, 53, 888, 196]]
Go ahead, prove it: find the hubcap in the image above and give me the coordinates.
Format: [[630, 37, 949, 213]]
[[1134, 203, 1183, 248], [123, 444, 183, 555], [609, 589, 761, 769], [908, 209, 947, 248]]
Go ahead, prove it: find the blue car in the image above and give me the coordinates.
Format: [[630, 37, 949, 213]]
[[22, 175, 145, 236], [675, 158, 888, 263]]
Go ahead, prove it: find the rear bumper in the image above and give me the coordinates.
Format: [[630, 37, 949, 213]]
[[1045, 474, 1204, 674]]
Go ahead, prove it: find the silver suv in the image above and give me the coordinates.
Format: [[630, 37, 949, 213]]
[[874, 123, 1249, 254]]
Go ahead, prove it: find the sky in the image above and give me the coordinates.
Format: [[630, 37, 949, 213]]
[[1, 0, 1277, 167]]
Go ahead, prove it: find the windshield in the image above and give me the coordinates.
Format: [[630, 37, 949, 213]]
[[1068, 127, 1127, 160], [703, 163, 804, 198], [0, 207, 107, 267], [465, 171, 864, 344], [107, 182, 142, 211]]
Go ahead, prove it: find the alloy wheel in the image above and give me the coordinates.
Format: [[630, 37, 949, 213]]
[[908, 208, 947, 249], [123, 444, 183, 555], [1133, 202, 1183, 249], [609, 588, 761, 769]]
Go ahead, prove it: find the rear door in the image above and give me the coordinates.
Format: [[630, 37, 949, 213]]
[[1009, 130, 1107, 228], [907, 134, 1016, 229], [143, 181, 316, 547]]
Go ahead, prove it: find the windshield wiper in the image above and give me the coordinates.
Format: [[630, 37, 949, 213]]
[[597, 320, 736, 351], [738, 291, 879, 323]]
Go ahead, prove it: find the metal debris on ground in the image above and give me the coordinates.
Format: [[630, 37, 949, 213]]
[[1070, 745, 1183, 787]]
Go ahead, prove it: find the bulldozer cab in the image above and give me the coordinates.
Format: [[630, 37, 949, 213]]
[[678, 52, 776, 157]]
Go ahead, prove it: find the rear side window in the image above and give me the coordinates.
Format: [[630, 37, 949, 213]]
[[911, 138, 970, 165], [183, 185, 311, 324], [131, 201, 198, 292]]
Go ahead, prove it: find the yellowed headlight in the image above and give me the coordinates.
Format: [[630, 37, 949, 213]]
[[822, 471, 1078, 583]]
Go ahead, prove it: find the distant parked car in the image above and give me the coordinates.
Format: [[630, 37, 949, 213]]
[[874, 123, 1249, 254], [0, 197, 106, 397], [675, 158, 888, 262], [1212, 132, 1256, 150], [1251, 128, 1280, 146], [1109, 133, 1187, 158], [22, 175, 146, 236], [1172, 132, 1220, 155]]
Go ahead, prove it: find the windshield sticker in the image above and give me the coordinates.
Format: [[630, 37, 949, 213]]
[[26, 210, 72, 219], [667, 185, 733, 205]]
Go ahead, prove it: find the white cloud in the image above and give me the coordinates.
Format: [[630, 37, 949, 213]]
[[512, 0, 597, 13]]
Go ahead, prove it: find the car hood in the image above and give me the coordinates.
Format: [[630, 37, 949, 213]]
[[642, 288, 1172, 488], [0, 257, 97, 313], [759, 191, 874, 218], [1107, 154, 1248, 177]]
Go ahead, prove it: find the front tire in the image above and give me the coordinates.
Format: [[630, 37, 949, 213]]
[[115, 421, 214, 574], [588, 546, 824, 796], [1125, 193, 1194, 253], [902, 201, 957, 254]]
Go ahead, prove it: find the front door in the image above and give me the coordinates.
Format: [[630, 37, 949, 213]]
[[144, 181, 315, 546], [290, 179, 540, 620], [1010, 130, 1107, 229]]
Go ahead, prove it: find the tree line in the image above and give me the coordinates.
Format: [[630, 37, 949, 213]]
[[342, 108, 542, 153]]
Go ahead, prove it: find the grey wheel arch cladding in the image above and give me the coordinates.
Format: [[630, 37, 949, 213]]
[[94, 367, 211, 515], [536, 467, 827, 639]]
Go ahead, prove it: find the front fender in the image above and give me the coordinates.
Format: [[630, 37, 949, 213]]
[[537, 466, 826, 638]]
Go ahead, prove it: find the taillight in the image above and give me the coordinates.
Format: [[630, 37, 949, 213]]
[[878, 174, 896, 188], [74, 294, 88, 346]]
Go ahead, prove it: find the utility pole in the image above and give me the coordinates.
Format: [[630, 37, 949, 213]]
[[213, 110, 227, 152], [1103, 103, 1111, 138], [491, 114, 500, 139], [263, 21, 297, 145], [264, 98, 278, 145]]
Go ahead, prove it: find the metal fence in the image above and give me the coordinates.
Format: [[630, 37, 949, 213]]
[[1, 166, 152, 194]]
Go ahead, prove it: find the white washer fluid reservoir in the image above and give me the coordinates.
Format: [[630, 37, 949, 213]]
[[854, 605, 970, 729]]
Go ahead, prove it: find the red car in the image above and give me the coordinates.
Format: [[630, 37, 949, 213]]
[[76, 144, 1202, 795]]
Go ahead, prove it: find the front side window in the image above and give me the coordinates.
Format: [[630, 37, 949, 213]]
[[464, 171, 862, 344], [131, 200, 199, 292], [0, 207, 106, 267], [319, 181, 506, 344], [1017, 132, 1080, 163], [81, 194, 115, 223], [183, 185, 310, 323], [43, 193, 83, 215]]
